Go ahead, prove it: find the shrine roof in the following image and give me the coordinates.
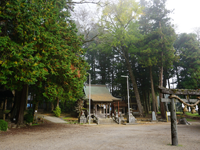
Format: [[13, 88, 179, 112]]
[[84, 84, 121, 102]]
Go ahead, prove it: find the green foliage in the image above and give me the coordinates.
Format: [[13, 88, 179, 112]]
[[75, 99, 85, 117], [60, 100, 76, 113], [53, 106, 61, 117], [24, 114, 34, 123], [0, 0, 89, 124], [26, 108, 34, 115], [174, 33, 200, 89], [0, 120, 8, 131], [24, 108, 34, 123]]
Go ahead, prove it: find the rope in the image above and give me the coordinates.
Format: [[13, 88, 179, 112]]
[[169, 95, 200, 107]]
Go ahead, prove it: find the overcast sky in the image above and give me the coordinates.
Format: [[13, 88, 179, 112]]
[[74, 0, 200, 34], [166, 0, 200, 34]]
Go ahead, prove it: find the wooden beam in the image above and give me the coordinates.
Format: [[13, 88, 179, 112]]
[[158, 86, 200, 95], [161, 98, 198, 103]]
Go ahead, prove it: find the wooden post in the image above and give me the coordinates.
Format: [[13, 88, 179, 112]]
[[109, 104, 111, 118], [118, 101, 119, 116], [166, 111, 168, 122], [95, 104, 97, 115], [106, 104, 107, 118], [171, 98, 178, 146]]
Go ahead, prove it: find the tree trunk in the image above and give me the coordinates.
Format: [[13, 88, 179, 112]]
[[25, 85, 29, 110], [10, 90, 21, 120], [144, 92, 149, 114], [120, 45, 143, 115], [162, 70, 168, 112], [1, 102, 3, 109], [150, 66, 157, 113], [56, 97, 59, 107], [168, 79, 171, 89], [16, 84, 28, 125], [3, 99, 7, 121], [51, 102, 54, 111], [148, 91, 151, 111], [159, 54, 166, 118], [125, 59, 143, 116], [159, 21, 166, 118]]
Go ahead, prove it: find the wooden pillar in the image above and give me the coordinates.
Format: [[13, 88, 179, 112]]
[[171, 98, 178, 146], [109, 104, 111, 118], [106, 104, 107, 118], [118, 101, 119, 116], [95, 104, 97, 115]]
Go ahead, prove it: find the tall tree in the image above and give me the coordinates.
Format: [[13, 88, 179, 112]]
[[140, 0, 176, 117], [0, 0, 88, 124], [99, 0, 144, 115]]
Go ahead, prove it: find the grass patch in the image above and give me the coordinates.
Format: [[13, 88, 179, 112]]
[[185, 112, 200, 117], [63, 117, 78, 121], [176, 112, 183, 115], [186, 118, 196, 122], [3, 110, 10, 114], [32, 123, 39, 126]]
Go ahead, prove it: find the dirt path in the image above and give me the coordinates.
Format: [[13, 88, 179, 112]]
[[0, 122, 200, 150], [37, 114, 67, 123]]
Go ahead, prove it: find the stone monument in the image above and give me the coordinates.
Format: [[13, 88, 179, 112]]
[[127, 108, 137, 124], [151, 111, 158, 122], [78, 110, 87, 124]]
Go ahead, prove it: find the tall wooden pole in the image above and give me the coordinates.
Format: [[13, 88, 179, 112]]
[[171, 98, 178, 146]]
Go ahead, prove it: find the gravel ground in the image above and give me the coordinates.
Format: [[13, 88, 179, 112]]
[[0, 121, 200, 150]]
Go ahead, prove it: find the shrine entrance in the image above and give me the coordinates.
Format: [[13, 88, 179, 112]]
[[159, 86, 200, 146]]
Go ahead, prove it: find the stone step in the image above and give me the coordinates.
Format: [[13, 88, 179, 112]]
[[98, 118, 117, 125]]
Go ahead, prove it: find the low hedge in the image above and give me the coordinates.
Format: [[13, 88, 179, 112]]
[[24, 114, 34, 123], [0, 120, 8, 131]]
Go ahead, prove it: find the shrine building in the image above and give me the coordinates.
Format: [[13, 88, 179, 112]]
[[84, 84, 128, 117]]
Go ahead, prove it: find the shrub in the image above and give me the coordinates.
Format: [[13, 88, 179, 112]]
[[24, 114, 34, 123], [0, 120, 8, 131], [53, 106, 61, 117], [27, 108, 33, 115]]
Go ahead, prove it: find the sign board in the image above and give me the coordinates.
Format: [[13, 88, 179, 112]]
[[35, 110, 37, 113], [167, 112, 170, 116], [161, 98, 198, 103]]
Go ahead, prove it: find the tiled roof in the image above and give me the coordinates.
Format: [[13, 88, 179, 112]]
[[84, 84, 121, 102]]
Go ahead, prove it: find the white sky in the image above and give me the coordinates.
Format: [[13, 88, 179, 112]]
[[166, 0, 200, 34], [74, 0, 200, 34]]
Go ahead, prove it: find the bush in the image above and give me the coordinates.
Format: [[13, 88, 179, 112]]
[[24, 114, 34, 123], [27, 108, 33, 115], [53, 106, 61, 117], [0, 120, 8, 131]]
